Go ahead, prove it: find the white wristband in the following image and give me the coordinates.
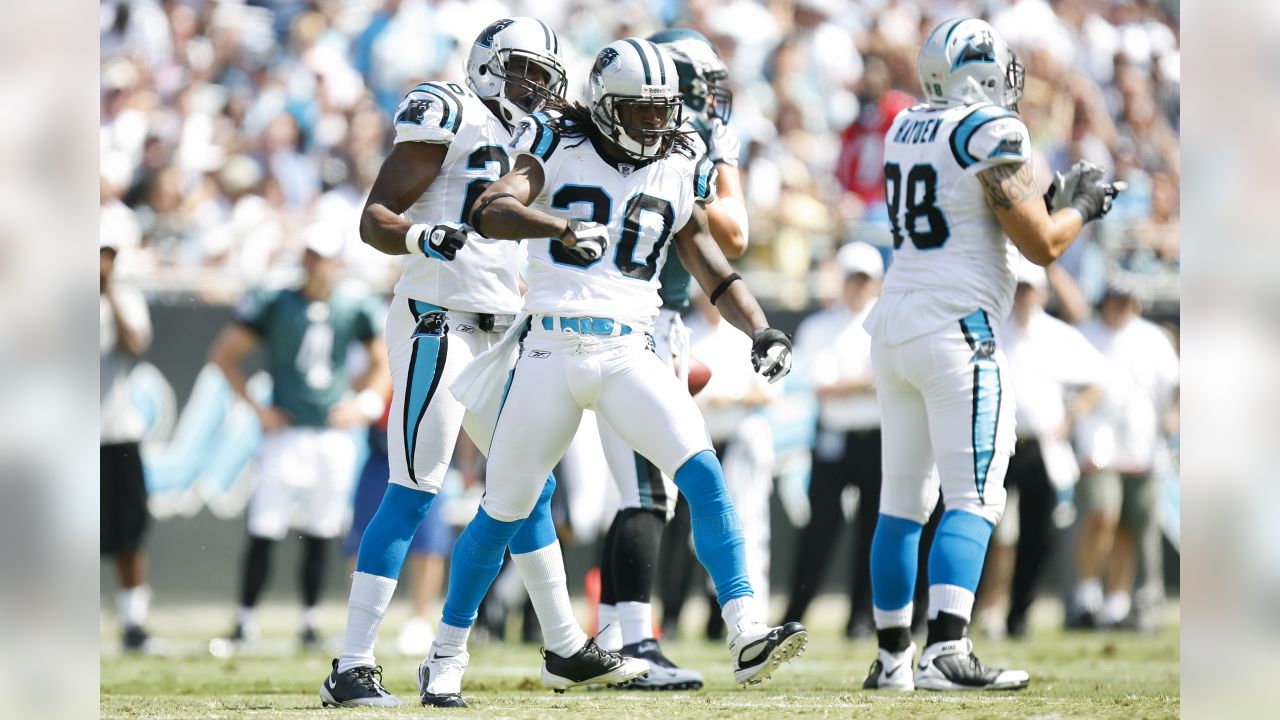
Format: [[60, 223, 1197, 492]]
[[405, 224, 428, 255], [355, 389, 386, 422]]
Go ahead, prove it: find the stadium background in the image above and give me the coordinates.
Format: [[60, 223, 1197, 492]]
[[100, 0, 1180, 623]]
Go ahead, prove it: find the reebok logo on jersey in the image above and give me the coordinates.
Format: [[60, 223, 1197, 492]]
[[528, 350, 551, 359], [455, 324, 475, 334]]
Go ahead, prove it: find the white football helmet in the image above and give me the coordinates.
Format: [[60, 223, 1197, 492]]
[[917, 18, 1024, 110], [465, 17, 567, 125], [587, 38, 683, 161]]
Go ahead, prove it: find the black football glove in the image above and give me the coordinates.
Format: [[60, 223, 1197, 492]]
[[1067, 179, 1127, 224], [418, 222, 468, 261], [558, 220, 610, 263], [1044, 160, 1104, 213], [750, 327, 793, 384], [1043, 161, 1127, 224]]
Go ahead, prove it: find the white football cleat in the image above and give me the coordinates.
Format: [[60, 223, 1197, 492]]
[[862, 643, 916, 691], [914, 638, 1030, 691], [730, 621, 808, 686], [417, 642, 469, 707]]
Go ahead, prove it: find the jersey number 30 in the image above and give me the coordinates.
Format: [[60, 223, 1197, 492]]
[[884, 162, 949, 250], [549, 185, 673, 281]]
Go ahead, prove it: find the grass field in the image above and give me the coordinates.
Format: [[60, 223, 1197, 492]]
[[101, 600, 1179, 719]]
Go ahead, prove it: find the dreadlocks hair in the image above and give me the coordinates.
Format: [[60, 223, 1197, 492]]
[[543, 97, 698, 157]]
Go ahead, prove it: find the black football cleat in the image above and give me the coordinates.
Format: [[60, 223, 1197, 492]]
[[319, 659, 401, 707], [541, 638, 650, 692], [615, 639, 703, 691]]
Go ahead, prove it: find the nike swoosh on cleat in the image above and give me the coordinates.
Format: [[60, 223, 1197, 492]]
[[883, 663, 904, 678], [325, 676, 338, 690]]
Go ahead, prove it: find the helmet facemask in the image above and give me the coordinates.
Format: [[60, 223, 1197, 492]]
[[485, 49, 567, 123], [1002, 52, 1025, 111], [706, 70, 733, 122], [592, 93, 684, 161]]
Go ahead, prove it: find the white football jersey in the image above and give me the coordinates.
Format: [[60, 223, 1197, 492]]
[[507, 111, 716, 330], [392, 81, 522, 314], [863, 102, 1031, 346]]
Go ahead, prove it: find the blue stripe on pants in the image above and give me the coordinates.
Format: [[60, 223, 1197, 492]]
[[959, 309, 1001, 502], [402, 300, 446, 481]]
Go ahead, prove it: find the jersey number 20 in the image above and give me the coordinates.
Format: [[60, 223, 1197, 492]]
[[884, 162, 950, 250]]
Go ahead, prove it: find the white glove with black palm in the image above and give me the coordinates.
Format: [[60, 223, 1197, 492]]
[[559, 220, 610, 263], [750, 328, 793, 384], [708, 117, 741, 167], [409, 222, 468, 261]]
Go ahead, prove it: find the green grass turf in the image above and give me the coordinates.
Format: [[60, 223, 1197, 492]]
[[100, 602, 1179, 719]]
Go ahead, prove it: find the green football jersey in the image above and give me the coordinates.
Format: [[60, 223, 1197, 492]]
[[234, 286, 380, 428], [657, 253, 693, 310], [657, 118, 715, 311]]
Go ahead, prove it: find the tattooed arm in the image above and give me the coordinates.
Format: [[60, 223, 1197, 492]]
[[978, 162, 1084, 266]]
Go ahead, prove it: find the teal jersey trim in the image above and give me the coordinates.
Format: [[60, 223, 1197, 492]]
[[948, 104, 1013, 169]]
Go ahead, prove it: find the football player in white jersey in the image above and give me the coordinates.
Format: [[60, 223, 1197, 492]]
[[859, 18, 1124, 692], [589, 27, 748, 691], [439, 38, 806, 692], [320, 18, 646, 709]]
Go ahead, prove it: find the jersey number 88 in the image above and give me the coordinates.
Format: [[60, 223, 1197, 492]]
[[884, 162, 950, 250]]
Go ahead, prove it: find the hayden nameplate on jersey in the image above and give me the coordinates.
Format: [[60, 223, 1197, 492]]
[[863, 102, 1031, 346], [506, 110, 716, 330], [391, 81, 522, 314]]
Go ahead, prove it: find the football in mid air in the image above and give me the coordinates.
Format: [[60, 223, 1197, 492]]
[[687, 358, 712, 396]]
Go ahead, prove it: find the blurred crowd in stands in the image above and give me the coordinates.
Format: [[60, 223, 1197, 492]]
[[100, 0, 1180, 310]]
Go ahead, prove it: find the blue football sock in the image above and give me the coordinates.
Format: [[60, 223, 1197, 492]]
[[440, 507, 520, 629], [673, 450, 751, 606], [438, 474, 557, 630], [354, 484, 436, 579], [928, 509, 994, 593], [870, 513, 924, 613], [509, 474, 557, 555]]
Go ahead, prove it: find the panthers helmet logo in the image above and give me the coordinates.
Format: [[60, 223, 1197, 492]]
[[477, 18, 515, 48], [593, 47, 621, 76], [953, 31, 996, 70]]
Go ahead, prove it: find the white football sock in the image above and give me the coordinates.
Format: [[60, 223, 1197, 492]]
[[436, 622, 471, 652], [337, 572, 398, 673], [617, 601, 654, 646], [873, 604, 913, 630], [1100, 590, 1132, 624], [117, 585, 151, 630], [596, 603, 622, 652], [511, 542, 589, 658], [721, 595, 764, 639], [928, 584, 975, 622]]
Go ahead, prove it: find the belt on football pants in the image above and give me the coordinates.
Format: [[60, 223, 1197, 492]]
[[541, 315, 634, 336], [476, 313, 516, 333]]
